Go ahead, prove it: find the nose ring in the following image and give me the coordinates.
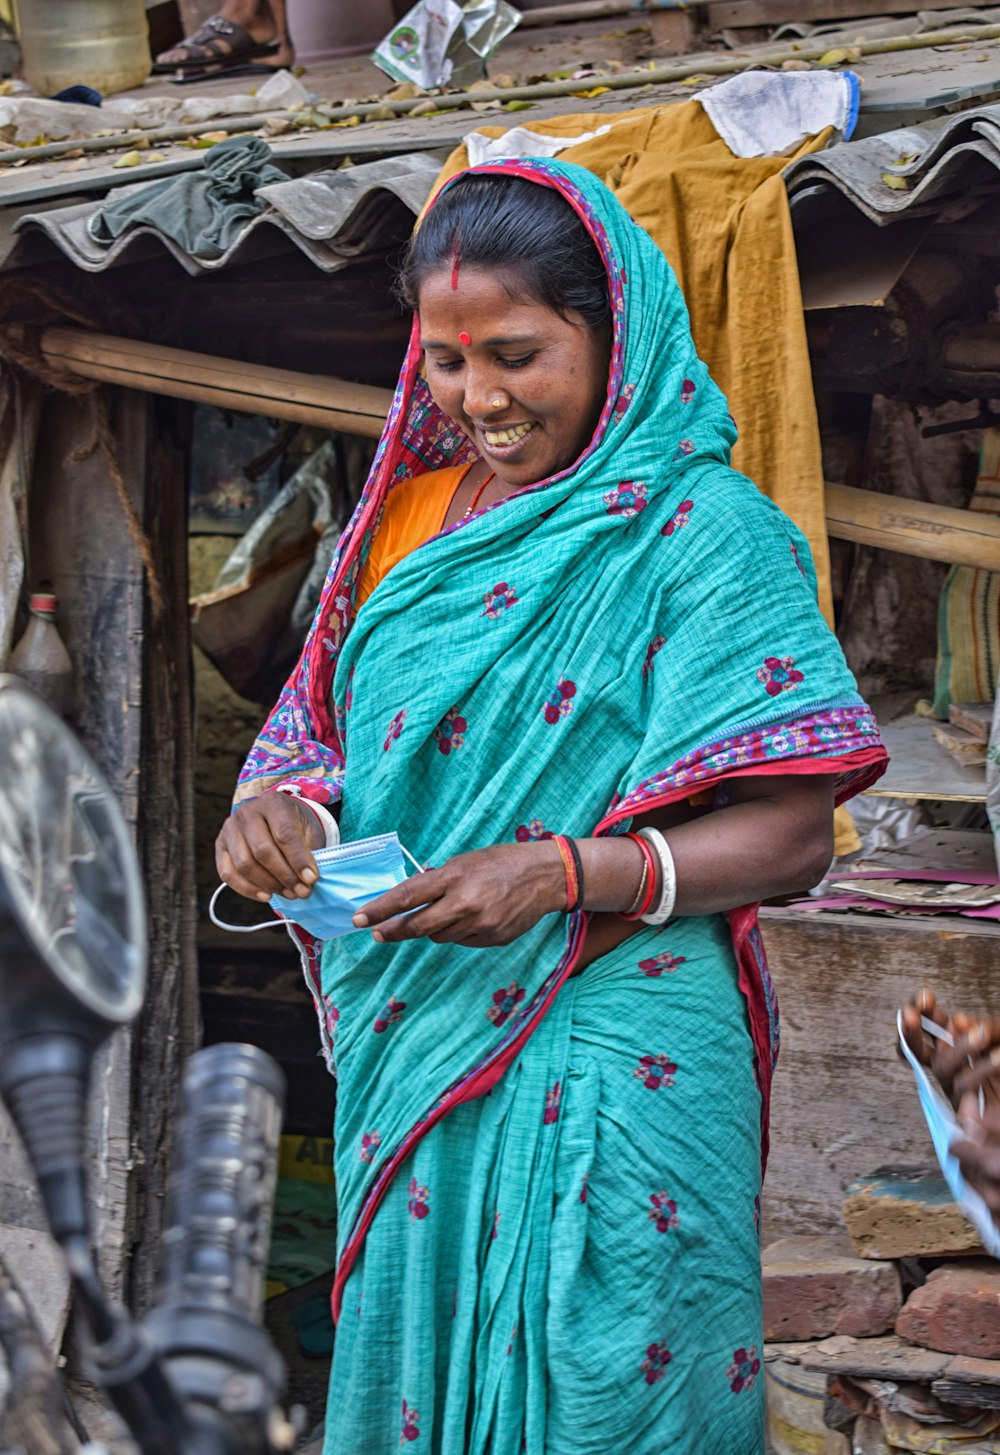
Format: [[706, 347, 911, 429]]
[[491, 397, 504, 410]]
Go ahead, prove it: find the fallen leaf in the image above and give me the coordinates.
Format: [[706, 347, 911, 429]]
[[894, 150, 919, 165], [880, 171, 909, 190], [59, 147, 85, 159], [469, 99, 502, 111], [409, 99, 440, 117], [385, 81, 420, 100], [817, 46, 862, 66], [196, 130, 228, 144], [64, 158, 88, 171], [366, 105, 396, 121], [571, 84, 611, 98], [112, 149, 143, 168], [679, 75, 706, 86], [147, 152, 167, 162], [331, 114, 361, 127], [781, 59, 812, 71], [502, 99, 537, 111], [489, 73, 516, 88]]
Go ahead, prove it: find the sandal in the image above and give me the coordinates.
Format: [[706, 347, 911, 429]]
[[152, 13, 282, 74]]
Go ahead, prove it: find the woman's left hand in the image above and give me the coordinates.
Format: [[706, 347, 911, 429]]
[[354, 841, 566, 947]]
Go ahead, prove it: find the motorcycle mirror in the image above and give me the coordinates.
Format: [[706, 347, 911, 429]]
[[0, 674, 145, 1041], [0, 675, 146, 1243]]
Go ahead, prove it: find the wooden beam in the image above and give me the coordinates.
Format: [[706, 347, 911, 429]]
[[39, 327, 393, 441], [707, 0, 981, 26], [38, 328, 1000, 572], [825, 482, 1000, 574], [517, 0, 638, 24]]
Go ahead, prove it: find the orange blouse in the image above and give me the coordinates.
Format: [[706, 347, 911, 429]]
[[354, 465, 471, 610]]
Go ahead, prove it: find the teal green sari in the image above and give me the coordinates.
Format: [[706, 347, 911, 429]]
[[237, 159, 886, 1453]]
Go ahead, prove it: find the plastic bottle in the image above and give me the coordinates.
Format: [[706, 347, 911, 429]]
[[14, 0, 152, 98], [7, 594, 75, 719]]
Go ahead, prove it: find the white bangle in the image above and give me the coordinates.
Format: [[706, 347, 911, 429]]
[[275, 784, 341, 848], [637, 826, 677, 925]]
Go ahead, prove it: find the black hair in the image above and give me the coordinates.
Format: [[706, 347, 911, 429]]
[[398, 173, 612, 331]]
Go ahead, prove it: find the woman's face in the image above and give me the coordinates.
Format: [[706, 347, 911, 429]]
[[418, 264, 611, 491]]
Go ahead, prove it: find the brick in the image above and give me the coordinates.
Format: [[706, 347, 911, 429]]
[[897, 1261, 1000, 1359], [933, 1353, 1000, 1408], [842, 1166, 985, 1259], [763, 1236, 902, 1341], [798, 1334, 950, 1381]]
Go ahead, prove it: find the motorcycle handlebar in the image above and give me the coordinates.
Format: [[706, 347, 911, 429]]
[[142, 1043, 292, 1455]]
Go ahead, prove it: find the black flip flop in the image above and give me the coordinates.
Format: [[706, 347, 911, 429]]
[[151, 13, 280, 74], [166, 59, 291, 85]]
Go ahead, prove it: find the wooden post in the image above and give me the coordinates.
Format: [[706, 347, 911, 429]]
[[21, 386, 198, 1308], [647, 8, 699, 54]]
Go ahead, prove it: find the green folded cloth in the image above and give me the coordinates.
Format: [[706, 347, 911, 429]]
[[88, 135, 289, 260], [267, 1177, 337, 1292]]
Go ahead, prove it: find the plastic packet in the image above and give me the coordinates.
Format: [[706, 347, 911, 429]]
[[373, 0, 521, 91]]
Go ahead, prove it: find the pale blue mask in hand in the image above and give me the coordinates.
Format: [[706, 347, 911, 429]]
[[896, 1009, 1000, 1258], [210, 831, 423, 941]]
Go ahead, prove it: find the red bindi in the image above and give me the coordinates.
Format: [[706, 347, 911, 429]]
[[458, 331, 472, 346]]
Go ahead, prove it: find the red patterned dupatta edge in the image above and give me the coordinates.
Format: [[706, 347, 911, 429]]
[[328, 740, 887, 1320]]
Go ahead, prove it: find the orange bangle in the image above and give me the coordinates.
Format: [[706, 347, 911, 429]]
[[553, 834, 583, 912]]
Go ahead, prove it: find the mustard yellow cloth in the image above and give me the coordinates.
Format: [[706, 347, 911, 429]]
[[438, 103, 833, 613], [437, 106, 860, 856]]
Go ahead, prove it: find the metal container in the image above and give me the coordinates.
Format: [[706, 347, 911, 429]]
[[766, 1350, 830, 1455], [15, 0, 151, 96]]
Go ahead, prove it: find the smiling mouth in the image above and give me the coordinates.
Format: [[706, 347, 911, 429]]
[[482, 421, 536, 448]]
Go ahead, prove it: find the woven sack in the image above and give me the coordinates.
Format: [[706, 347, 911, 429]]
[[931, 428, 1000, 717]]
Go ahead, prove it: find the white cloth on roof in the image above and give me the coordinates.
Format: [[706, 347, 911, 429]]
[[464, 123, 613, 166], [697, 69, 860, 159]]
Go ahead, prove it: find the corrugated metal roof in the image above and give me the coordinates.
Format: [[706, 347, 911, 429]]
[[786, 102, 1000, 225], [6, 152, 440, 274]]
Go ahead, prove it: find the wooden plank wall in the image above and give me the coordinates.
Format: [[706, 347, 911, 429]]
[[0, 387, 198, 1307], [761, 912, 1000, 1244]]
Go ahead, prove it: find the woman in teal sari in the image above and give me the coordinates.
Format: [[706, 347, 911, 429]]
[[218, 160, 886, 1453]]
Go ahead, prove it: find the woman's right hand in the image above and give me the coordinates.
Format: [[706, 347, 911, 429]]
[[215, 793, 325, 903]]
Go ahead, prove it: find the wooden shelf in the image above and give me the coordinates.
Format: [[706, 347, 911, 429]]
[[866, 713, 987, 803]]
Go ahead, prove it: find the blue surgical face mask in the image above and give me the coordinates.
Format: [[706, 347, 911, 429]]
[[896, 1009, 1000, 1258], [210, 831, 420, 941]]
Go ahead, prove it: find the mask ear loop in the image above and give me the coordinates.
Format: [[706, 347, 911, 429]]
[[400, 842, 429, 875], [209, 883, 283, 933]]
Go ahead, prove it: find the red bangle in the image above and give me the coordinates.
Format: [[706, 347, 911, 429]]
[[619, 832, 657, 920], [553, 834, 582, 912]]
